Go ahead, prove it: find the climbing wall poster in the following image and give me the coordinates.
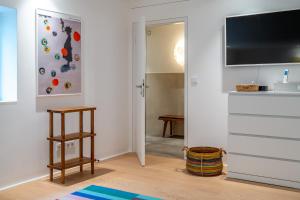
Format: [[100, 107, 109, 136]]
[[36, 9, 81, 96]]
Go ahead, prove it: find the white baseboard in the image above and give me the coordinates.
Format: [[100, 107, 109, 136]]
[[0, 174, 49, 192], [0, 151, 130, 192], [99, 151, 130, 161]]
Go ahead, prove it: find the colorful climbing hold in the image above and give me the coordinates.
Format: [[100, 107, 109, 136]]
[[43, 19, 48, 25], [45, 25, 51, 32], [51, 70, 56, 77], [52, 31, 57, 37], [73, 32, 81, 41], [61, 48, 68, 57], [46, 87, 52, 94], [54, 53, 60, 60], [74, 54, 80, 61], [44, 46, 51, 54], [64, 82, 72, 89], [39, 67, 45, 75], [41, 38, 48, 46], [52, 79, 59, 86]]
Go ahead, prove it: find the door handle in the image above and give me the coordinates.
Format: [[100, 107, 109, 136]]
[[136, 84, 149, 88], [136, 79, 145, 97]]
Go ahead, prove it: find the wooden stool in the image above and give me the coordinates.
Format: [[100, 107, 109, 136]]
[[158, 115, 184, 137]]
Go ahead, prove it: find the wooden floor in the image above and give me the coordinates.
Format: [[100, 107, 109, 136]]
[[0, 153, 300, 200]]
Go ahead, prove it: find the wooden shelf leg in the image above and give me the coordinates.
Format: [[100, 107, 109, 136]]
[[162, 121, 168, 137], [49, 112, 54, 182], [91, 110, 95, 174], [61, 168, 65, 184], [61, 113, 65, 184], [79, 111, 83, 172], [170, 121, 173, 137]]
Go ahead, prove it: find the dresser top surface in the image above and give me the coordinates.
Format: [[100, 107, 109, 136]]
[[230, 91, 300, 96]]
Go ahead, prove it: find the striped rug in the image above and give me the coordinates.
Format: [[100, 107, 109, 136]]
[[59, 185, 162, 200]]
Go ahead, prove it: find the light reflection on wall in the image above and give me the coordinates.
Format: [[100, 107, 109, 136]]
[[174, 38, 184, 67]]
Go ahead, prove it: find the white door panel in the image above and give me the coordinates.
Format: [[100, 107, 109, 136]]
[[132, 18, 146, 166]]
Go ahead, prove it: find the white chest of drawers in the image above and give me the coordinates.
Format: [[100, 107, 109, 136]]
[[228, 91, 300, 189]]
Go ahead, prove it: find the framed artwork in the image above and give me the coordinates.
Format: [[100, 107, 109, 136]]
[[36, 9, 82, 96]]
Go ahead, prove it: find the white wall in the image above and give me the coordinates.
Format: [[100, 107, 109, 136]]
[[146, 23, 184, 73], [130, 0, 300, 150], [130, 0, 189, 9], [0, 0, 130, 189]]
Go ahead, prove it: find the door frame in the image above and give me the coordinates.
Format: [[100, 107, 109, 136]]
[[131, 16, 189, 159]]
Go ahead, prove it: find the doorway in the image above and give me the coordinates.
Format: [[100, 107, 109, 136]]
[[145, 21, 186, 159]]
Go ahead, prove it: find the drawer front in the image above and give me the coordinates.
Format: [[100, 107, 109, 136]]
[[229, 114, 300, 139], [228, 154, 300, 182], [229, 94, 300, 117], [228, 134, 300, 161]]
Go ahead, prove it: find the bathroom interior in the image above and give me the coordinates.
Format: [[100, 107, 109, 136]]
[[145, 22, 185, 159]]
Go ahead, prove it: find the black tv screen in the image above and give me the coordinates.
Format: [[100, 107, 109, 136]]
[[226, 9, 300, 66]]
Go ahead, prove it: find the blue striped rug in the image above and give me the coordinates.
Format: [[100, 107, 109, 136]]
[[59, 185, 162, 200]]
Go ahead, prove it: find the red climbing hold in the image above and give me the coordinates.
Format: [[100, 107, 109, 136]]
[[61, 48, 68, 57], [52, 79, 59, 86], [73, 32, 81, 41]]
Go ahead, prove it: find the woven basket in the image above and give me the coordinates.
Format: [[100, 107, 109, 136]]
[[184, 147, 226, 177]]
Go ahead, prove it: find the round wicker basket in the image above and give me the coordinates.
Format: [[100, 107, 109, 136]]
[[184, 147, 226, 177]]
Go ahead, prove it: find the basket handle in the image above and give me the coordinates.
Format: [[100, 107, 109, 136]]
[[182, 146, 189, 152], [220, 148, 227, 155]]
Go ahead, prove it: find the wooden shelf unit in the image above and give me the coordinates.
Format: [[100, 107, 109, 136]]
[[48, 157, 92, 170], [47, 106, 96, 184], [47, 132, 96, 142]]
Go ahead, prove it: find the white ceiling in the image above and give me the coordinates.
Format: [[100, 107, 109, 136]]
[[130, 0, 189, 9]]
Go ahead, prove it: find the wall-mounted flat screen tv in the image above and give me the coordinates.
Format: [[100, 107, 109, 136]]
[[226, 9, 300, 67]]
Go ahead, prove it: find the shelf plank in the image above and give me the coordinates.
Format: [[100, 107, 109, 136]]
[[47, 132, 96, 142], [47, 157, 92, 170], [47, 106, 96, 113]]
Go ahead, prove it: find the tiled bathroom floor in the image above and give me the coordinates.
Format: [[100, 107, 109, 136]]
[[146, 135, 184, 158]]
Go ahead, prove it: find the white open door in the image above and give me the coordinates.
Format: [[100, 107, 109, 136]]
[[132, 18, 146, 166]]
